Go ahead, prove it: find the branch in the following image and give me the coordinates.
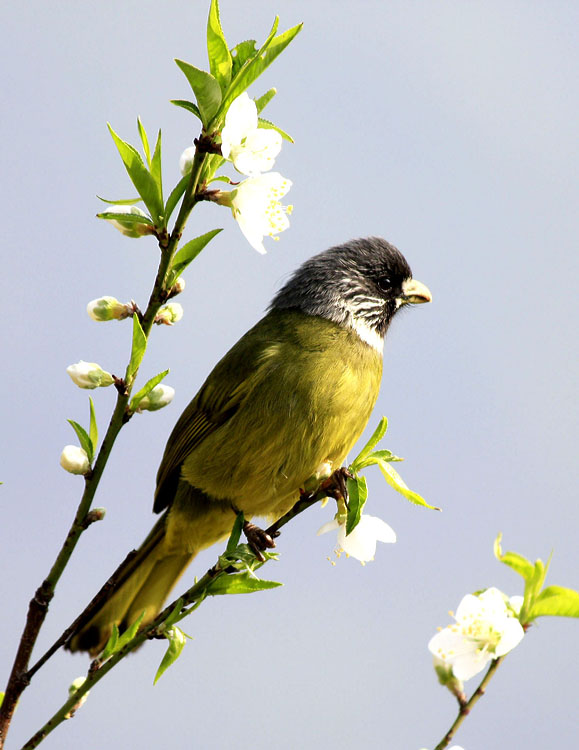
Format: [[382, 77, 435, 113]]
[[0, 140, 210, 749], [433, 656, 504, 750], [19, 485, 329, 747]]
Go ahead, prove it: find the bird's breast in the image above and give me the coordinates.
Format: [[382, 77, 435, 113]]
[[181, 312, 383, 519]]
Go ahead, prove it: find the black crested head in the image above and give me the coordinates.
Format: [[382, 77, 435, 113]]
[[270, 237, 431, 348]]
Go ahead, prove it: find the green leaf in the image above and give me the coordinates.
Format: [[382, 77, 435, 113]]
[[150, 129, 163, 206], [137, 117, 151, 167], [207, 0, 232, 91], [163, 598, 185, 630], [350, 417, 389, 471], [226, 512, 244, 553], [126, 314, 147, 383], [230, 40, 258, 78], [67, 420, 93, 463], [174, 60, 222, 127], [377, 460, 439, 510], [346, 475, 368, 535], [170, 99, 202, 120], [154, 627, 187, 684], [169, 228, 223, 283], [369, 448, 401, 463], [112, 611, 146, 656], [96, 195, 142, 205], [494, 534, 535, 581], [88, 397, 98, 457], [220, 21, 302, 119], [164, 174, 189, 223], [529, 585, 579, 619], [100, 624, 119, 661], [96, 211, 154, 226], [257, 116, 294, 143], [255, 88, 277, 114], [130, 369, 169, 412], [207, 572, 282, 596], [107, 124, 163, 222]]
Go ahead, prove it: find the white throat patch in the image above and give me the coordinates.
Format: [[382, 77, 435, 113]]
[[349, 316, 384, 353]]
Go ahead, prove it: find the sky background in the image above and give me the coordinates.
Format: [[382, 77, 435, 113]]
[[1, 1, 577, 748]]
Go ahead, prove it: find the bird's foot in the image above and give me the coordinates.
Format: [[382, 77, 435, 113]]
[[320, 467, 353, 502], [243, 521, 279, 562]]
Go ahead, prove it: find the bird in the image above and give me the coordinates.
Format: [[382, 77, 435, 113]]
[[68, 236, 431, 654]]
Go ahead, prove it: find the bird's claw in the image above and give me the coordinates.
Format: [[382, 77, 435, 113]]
[[243, 521, 278, 561], [320, 467, 352, 503]]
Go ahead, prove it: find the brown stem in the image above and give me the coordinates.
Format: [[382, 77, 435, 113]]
[[433, 656, 504, 750]]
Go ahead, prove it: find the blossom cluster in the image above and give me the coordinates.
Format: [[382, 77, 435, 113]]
[[181, 92, 293, 254]]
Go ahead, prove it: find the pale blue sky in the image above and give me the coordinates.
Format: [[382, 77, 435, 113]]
[[1, 2, 577, 748]]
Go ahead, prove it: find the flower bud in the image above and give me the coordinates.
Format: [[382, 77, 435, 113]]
[[179, 146, 196, 176], [137, 384, 175, 412], [66, 361, 114, 389], [101, 205, 153, 238], [170, 277, 186, 296], [87, 296, 131, 322], [65, 676, 90, 718], [60, 445, 90, 475], [155, 303, 184, 326], [433, 656, 465, 698]]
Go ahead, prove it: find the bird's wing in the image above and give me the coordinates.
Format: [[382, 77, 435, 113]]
[[153, 312, 283, 513]]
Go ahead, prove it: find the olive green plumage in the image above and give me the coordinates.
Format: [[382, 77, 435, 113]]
[[68, 237, 430, 654]]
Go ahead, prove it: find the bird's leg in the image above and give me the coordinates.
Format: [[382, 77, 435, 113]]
[[242, 521, 279, 562]]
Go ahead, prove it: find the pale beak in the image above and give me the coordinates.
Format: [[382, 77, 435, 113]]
[[399, 278, 432, 305]]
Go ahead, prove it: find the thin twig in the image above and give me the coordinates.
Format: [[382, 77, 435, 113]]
[[19, 483, 327, 747], [0, 141, 210, 749], [433, 656, 504, 750]]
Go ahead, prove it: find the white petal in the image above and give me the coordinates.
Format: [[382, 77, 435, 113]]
[[451, 649, 493, 681], [362, 514, 397, 543], [317, 519, 340, 536], [232, 129, 282, 176], [336, 515, 396, 562], [221, 93, 257, 157], [495, 618, 525, 656], [509, 595, 524, 615], [338, 523, 377, 562]]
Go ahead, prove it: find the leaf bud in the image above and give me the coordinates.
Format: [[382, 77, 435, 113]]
[[155, 303, 184, 326], [60, 445, 90, 475], [136, 384, 175, 412], [66, 361, 114, 389], [87, 296, 131, 322]]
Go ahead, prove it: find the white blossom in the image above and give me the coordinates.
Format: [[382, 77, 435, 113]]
[[230, 172, 292, 254], [221, 93, 282, 176], [60, 445, 90, 475], [137, 384, 175, 412], [66, 361, 114, 389], [428, 587, 525, 681], [317, 513, 396, 563]]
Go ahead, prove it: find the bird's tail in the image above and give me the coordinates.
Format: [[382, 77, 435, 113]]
[[67, 517, 194, 656]]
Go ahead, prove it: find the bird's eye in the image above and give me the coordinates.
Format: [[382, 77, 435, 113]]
[[377, 277, 392, 293]]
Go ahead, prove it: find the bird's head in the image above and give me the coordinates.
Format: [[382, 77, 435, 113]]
[[271, 237, 431, 350]]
